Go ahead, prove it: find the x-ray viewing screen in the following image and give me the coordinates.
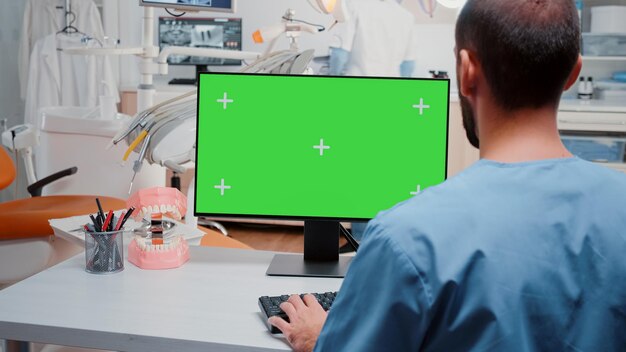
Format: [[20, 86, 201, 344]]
[[158, 17, 242, 66], [141, 0, 235, 13], [194, 73, 450, 220]]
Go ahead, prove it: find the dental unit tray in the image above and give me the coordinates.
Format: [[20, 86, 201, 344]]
[[128, 219, 190, 270]]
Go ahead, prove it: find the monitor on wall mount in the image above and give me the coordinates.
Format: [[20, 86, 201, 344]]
[[158, 17, 242, 84]]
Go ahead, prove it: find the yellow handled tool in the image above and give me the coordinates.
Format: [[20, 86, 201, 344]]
[[123, 130, 148, 162]]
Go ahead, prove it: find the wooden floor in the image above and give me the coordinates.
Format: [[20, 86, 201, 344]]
[[221, 222, 348, 253]]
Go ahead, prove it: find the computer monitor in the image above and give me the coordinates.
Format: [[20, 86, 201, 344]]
[[140, 0, 236, 13], [194, 73, 450, 278], [158, 17, 242, 84]]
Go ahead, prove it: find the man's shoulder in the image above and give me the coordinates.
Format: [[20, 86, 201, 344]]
[[376, 162, 482, 220], [367, 170, 476, 243], [367, 158, 626, 243], [579, 159, 626, 180], [566, 158, 626, 196]]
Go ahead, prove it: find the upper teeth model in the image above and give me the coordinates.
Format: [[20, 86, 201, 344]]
[[126, 187, 187, 221]]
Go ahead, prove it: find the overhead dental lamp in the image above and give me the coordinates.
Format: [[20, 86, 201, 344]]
[[313, 0, 338, 13], [308, 0, 349, 23]]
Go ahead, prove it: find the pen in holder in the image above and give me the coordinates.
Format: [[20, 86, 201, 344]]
[[84, 227, 125, 274]]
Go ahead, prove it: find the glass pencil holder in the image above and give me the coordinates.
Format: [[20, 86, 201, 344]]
[[84, 228, 125, 274]]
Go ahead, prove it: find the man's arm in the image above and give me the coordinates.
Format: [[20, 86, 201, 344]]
[[270, 222, 432, 351], [268, 294, 328, 352]]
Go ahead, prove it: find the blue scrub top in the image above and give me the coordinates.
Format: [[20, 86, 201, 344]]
[[315, 157, 626, 351]]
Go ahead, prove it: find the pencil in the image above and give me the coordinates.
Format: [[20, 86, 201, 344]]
[[89, 214, 101, 232], [95, 198, 105, 223], [114, 211, 126, 231], [102, 210, 114, 232], [119, 207, 135, 229]]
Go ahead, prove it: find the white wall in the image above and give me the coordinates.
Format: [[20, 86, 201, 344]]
[[0, 0, 28, 202], [413, 24, 457, 92], [408, 3, 460, 94], [0, 0, 26, 126]]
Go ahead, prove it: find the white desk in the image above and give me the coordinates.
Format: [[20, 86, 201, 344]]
[[0, 247, 344, 351]]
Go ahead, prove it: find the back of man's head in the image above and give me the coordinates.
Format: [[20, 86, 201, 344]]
[[455, 0, 580, 111]]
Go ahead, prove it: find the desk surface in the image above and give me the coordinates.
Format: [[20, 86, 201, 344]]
[[0, 247, 344, 351]]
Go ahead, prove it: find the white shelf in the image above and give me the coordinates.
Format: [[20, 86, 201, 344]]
[[559, 98, 626, 113], [583, 56, 626, 61]]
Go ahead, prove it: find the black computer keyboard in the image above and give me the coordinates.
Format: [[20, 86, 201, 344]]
[[258, 291, 338, 333]]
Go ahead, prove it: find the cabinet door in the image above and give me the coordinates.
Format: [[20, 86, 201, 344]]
[[559, 110, 626, 174], [581, 0, 626, 33]]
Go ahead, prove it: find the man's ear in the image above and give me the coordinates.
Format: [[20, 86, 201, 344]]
[[563, 55, 583, 91], [458, 49, 478, 102]]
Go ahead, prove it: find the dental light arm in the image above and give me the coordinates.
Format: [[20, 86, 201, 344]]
[[253, 18, 321, 55]]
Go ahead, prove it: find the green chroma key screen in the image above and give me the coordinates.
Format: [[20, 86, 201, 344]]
[[194, 73, 449, 220]]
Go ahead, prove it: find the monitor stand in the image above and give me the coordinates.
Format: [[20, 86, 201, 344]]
[[266, 220, 353, 278], [168, 65, 209, 85]]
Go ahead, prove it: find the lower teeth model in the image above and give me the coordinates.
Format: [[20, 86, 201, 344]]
[[126, 187, 190, 269]]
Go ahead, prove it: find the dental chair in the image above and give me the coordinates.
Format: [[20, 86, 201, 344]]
[[0, 146, 126, 286]]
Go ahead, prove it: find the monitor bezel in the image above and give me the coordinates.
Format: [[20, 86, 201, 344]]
[[193, 72, 451, 222], [139, 0, 236, 14], [157, 16, 243, 66]]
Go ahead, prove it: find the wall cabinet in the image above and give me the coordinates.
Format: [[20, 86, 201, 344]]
[[561, 1, 626, 173]]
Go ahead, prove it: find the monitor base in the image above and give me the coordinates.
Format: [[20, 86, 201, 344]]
[[266, 254, 352, 278]]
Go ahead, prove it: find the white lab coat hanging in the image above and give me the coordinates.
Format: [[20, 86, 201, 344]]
[[24, 33, 119, 128], [18, 0, 105, 100]]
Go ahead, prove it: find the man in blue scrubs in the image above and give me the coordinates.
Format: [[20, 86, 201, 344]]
[[269, 0, 626, 351]]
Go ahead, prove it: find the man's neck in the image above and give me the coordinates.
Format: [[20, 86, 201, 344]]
[[478, 103, 573, 163]]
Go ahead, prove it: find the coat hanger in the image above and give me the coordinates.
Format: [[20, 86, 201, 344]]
[[56, 7, 104, 51], [57, 10, 85, 35]]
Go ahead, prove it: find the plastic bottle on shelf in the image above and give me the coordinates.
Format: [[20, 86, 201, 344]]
[[586, 77, 594, 99], [577, 76, 586, 99], [577, 76, 593, 100]]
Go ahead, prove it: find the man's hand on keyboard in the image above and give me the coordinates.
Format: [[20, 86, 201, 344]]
[[268, 294, 328, 352]]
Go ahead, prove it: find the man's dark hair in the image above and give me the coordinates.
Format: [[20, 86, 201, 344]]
[[455, 0, 580, 110]]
